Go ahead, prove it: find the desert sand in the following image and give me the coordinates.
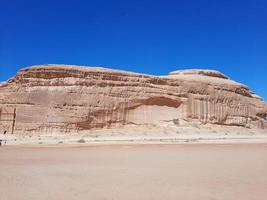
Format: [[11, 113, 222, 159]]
[[0, 143, 267, 200], [1, 124, 267, 145]]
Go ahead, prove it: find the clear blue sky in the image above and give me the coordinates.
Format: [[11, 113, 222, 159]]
[[0, 0, 266, 101]]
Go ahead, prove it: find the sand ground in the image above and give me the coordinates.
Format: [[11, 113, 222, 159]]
[[2, 125, 267, 145], [0, 143, 267, 200]]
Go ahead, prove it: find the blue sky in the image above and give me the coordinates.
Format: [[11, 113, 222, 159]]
[[0, 0, 266, 101]]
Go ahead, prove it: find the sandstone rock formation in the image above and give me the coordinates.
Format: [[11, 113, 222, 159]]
[[0, 64, 266, 134]]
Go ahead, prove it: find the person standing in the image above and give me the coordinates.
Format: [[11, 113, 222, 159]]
[[3, 130, 7, 145]]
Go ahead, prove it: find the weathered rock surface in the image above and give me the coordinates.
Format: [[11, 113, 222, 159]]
[[0, 64, 266, 134]]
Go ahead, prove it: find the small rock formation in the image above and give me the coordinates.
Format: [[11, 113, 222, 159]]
[[0, 64, 266, 134]]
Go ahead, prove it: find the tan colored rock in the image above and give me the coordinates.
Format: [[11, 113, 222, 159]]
[[0, 64, 266, 134]]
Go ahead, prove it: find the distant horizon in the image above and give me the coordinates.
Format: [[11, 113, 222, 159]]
[[1, 0, 267, 100]]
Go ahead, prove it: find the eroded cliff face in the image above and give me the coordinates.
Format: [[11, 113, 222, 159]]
[[0, 64, 266, 134]]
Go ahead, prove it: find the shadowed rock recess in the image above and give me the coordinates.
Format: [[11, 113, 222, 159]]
[[0, 64, 266, 134]]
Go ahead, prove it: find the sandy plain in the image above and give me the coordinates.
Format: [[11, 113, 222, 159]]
[[0, 143, 267, 200], [2, 125, 267, 145]]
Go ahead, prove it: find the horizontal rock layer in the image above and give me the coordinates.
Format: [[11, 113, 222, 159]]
[[0, 64, 266, 134]]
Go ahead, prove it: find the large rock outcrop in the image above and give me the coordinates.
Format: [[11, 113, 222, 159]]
[[0, 64, 266, 134]]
